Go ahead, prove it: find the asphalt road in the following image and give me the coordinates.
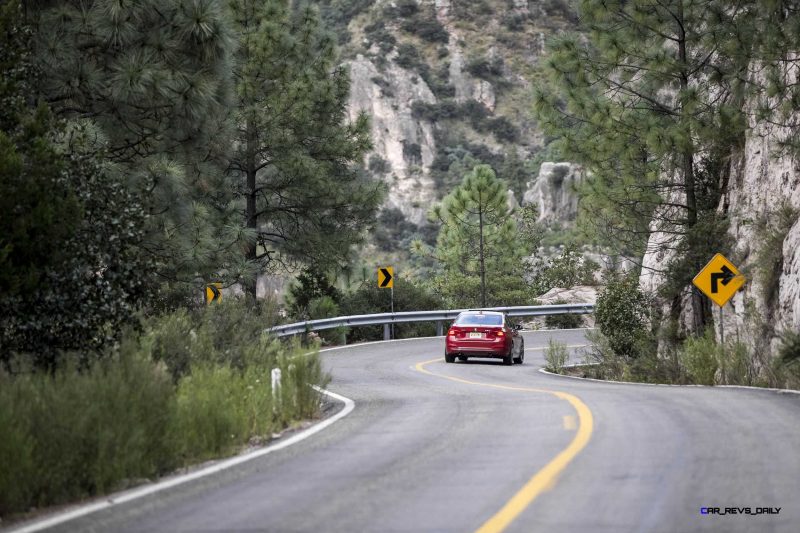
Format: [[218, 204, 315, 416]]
[[24, 330, 800, 532]]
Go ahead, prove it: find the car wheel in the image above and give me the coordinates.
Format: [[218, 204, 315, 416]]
[[503, 350, 513, 366], [514, 339, 524, 365], [445, 351, 455, 363], [458, 355, 467, 362]]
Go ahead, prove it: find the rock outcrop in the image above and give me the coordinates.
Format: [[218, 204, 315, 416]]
[[536, 285, 598, 305], [638, 69, 800, 362], [346, 54, 438, 225], [719, 107, 800, 352], [521, 162, 583, 225], [447, 42, 496, 111]]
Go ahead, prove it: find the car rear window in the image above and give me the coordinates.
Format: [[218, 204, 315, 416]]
[[454, 313, 503, 326]]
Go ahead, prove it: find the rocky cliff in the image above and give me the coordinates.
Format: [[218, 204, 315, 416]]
[[522, 162, 583, 225], [639, 68, 800, 365], [346, 54, 438, 224], [328, 0, 576, 229], [719, 108, 800, 354]]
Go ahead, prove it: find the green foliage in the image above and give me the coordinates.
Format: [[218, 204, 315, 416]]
[[0, 300, 327, 517], [417, 164, 535, 307], [0, 348, 176, 516], [679, 331, 719, 385], [413, 99, 520, 143], [286, 268, 342, 321], [364, 21, 397, 55], [754, 204, 799, 309], [582, 328, 684, 384], [368, 154, 391, 174], [776, 330, 800, 389], [373, 208, 424, 252], [581, 329, 628, 381], [451, 0, 494, 20], [231, 1, 382, 296], [533, 0, 761, 326], [679, 330, 754, 386], [307, 295, 347, 344], [544, 339, 569, 373], [339, 277, 444, 342], [146, 297, 282, 382], [594, 273, 652, 360], [529, 244, 599, 297], [398, 3, 449, 44], [779, 330, 800, 368], [396, 43, 426, 71], [317, 0, 374, 27], [30, 0, 240, 286], [545, 303, 585, 329], [0, 3, 150, 370]]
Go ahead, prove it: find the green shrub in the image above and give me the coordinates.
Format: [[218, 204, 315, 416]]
[[402, 16, 449, 43], [485, 117, 520, 143], [340, 277, 443, 342], [466, 55, 504, 80], [364, 22, 396, 55], [308, 295, 347, 344], [679, 330, 719, 385], [530, 244, 599, 296], [502, 12, 526, 31], [545, 308, 584, 329], [368, 154, 391, 174], [582, 329, 627, 380], [679, 330, 754, 386], [544, 339, 569, 373], [755, 204, 798, 308], [286, 268, 342, 321], [396, 43, 424, 70], [774, 330, 800, 389], [0, 348, 176, 516], [0, 300, 328, 519], [594, 273, 651, 359]]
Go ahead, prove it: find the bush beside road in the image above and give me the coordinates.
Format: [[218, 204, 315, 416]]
[[0, 300, 328, 519]]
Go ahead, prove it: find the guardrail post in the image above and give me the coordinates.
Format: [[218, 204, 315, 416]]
[[436, 321, 443, 336], [383, 323, 390, 340]]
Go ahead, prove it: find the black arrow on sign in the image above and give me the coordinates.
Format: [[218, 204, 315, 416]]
[[208, 284, 221, 302], [379, 268, 393, 288], [710, 265, 735, 293]]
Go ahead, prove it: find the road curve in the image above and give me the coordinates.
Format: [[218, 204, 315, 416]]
[[26, 330, 800, 532]]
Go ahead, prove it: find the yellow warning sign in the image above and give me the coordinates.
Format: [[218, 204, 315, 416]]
[[692, 253, 744, 307], [378, 267, 394, 289], [205, 282, 223, 304]]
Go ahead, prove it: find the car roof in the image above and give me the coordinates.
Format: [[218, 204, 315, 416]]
[[462, 310, 504, 314]]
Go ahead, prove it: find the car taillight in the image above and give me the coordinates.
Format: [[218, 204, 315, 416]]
[[496, 330, 505, 337], [448, 328, 457, 336]]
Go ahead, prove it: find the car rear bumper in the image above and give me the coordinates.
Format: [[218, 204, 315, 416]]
[[446, 339, 512, 357]]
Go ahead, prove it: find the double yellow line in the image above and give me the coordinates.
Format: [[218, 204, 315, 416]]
[[414, 358, 594, 533]]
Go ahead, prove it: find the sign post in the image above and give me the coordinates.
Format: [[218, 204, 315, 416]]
[[692, 253, 744, 345], [378, 267, 394, 339]]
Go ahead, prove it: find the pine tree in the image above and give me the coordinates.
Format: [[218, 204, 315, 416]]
[[227, 0, 383, 298], [420, 164, 525, 307], [533, 0, 757, 333], [28, 0, 241, 291]]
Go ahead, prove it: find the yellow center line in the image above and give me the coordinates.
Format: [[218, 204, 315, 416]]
[[414, 357, 594, 533]]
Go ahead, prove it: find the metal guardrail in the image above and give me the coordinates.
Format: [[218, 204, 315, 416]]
[[268, 303, 594, 340]]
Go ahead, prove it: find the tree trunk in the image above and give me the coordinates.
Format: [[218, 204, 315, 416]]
[[245, 117, 258, 300], [478, 205, 486, 308], [676, 1, 707, 334]]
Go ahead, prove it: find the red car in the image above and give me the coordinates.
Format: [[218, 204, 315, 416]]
[[444, 310, 524, 365]]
